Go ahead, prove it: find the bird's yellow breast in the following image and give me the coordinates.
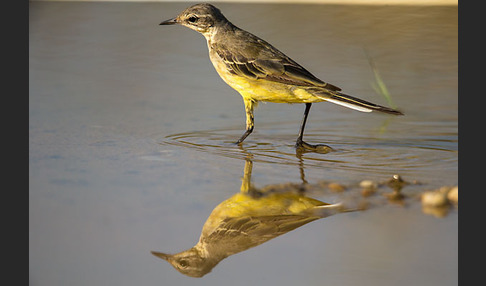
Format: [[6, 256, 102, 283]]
[[209, 51, 322, 104]]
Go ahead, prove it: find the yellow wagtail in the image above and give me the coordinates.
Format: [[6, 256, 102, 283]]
[[160, 3, 403, 150], [152, 158, 344, 277]]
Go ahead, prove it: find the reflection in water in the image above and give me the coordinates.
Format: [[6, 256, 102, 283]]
[[151, 150, 457, 277], [151, 157, 345, 277]]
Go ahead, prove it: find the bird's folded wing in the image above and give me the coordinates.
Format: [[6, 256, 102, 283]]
[[200, 215, 319, 256], [208, 215, 319, 240], [215, 48, 341, 91]]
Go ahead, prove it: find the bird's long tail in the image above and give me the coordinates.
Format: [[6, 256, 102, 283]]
[[317, 90, 404, 115]]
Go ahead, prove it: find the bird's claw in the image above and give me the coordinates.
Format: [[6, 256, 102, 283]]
[[295, 140, 333, 154]]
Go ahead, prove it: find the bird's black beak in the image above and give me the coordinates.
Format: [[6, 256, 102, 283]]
[[159, 17, 178, 25], [151, 251, 172, 261]]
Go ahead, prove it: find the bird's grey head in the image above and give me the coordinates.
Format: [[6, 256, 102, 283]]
[[160, 3, 228, 35]]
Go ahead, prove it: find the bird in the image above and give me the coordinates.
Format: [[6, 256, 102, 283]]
[[151, 158, 344, 277], [160, 3, 403, 150]]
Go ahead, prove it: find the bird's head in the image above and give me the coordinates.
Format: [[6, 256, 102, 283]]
[[151, 247, 219, 278], [160, 3, 228, 36]]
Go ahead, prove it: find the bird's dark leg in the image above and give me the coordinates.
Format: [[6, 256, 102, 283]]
[[295, 103, 312, 147], [236, 126, 253, 144], [295, 103, 332, 153], [236, 99, 255, 145]]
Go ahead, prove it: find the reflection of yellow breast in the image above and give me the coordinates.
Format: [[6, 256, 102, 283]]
[[200, 192, 327, 236], [210, 192, 327, 219]]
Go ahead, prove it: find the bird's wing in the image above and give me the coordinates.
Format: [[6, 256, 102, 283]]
[[208, 215, 319, 240], [213, 33, 341, 91], [199, 215, 318, 257]]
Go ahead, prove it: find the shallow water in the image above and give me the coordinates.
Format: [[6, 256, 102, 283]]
[[30, 2, 457, 286]]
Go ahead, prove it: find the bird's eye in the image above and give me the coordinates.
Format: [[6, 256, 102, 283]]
[[179, 260, 188, 268], [187, 16, 198, 23]]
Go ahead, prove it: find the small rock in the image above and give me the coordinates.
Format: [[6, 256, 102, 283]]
[[328, 182, 346, 192], [360, 180, 377, 197], [360, 180, 377, 189], [422, 191, 448, 207], [387, 174, 406, 190], [392, 174, 402, 181], [447, 186, 458, 204]]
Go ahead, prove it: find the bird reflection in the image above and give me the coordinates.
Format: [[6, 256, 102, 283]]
[[151, 157, 344, 277]]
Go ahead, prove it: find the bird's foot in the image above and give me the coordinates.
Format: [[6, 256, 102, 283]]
[[295, 140, 333, 154], [234, 128, 253, 145]]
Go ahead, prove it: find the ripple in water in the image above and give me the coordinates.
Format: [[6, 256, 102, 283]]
[[160, 125, 457, 181]]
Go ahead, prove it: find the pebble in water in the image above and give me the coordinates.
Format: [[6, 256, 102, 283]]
[[421, 186, 458, 218]]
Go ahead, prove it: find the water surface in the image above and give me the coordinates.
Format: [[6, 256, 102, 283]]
[[30, 2, 457, 286]]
